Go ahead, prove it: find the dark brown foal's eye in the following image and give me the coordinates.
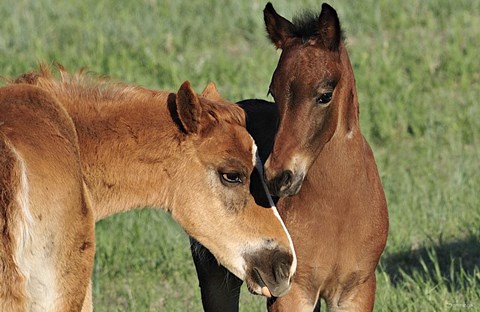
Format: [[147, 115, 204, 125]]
[[316, 92, 333, 104], [220, 172, 243, 185]]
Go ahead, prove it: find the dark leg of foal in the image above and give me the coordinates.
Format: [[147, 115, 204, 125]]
[[267, 297, 321, 311], [190, 237, 243, 312]]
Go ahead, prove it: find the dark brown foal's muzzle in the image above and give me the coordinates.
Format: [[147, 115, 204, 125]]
[[265, 169, 305, 197]]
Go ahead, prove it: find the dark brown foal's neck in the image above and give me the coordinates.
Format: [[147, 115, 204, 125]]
[[338, 43, 360, 139], [291, 43, 373, 213], [286, 44, 388, 250]]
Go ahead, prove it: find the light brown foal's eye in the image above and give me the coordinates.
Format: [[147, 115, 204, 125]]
[[221, 172, 243, 185], [316, 92, 333, 104]]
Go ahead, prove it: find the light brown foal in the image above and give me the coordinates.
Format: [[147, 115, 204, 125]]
[[0, 66, 296, 311]]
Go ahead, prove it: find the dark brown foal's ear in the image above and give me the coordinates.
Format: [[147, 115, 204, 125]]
[[176, 81, 202, 134], [318, 3, 341, 51], [264, 2, 294, 49]]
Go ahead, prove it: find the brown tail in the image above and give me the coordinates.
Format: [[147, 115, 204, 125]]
[[0, 135, 29, 311]]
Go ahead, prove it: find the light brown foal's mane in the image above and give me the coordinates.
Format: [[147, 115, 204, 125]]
[[262, 3, 389, 311], [0, 65, 296, 311]]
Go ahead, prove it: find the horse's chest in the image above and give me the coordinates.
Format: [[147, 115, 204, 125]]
[[22, 247, 59, 311]]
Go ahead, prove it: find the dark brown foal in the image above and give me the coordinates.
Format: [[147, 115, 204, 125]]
[[190, 3, 388, 312]]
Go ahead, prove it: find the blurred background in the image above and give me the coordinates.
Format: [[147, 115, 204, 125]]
[[1, 0, 478, 310]]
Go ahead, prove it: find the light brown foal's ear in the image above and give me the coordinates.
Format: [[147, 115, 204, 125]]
[[264, 2, 294, 49], [176, 81, 202, 134], [318, 3, 341, 51], [200, 82, 222, 101]]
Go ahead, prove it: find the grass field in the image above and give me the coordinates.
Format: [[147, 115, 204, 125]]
[[1, 0, 479, 311]]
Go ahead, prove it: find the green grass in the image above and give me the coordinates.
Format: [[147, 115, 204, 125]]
[[1, 0, 479, 311]]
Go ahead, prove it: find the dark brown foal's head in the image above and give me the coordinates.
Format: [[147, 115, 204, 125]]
[[263, 3, 357, 197]]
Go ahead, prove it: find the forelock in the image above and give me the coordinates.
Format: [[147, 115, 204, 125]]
[[290, 10, 344, 43]]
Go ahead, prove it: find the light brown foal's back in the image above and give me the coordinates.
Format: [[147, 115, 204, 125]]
[[0, 66, 296, 311], [0, 83, 95, 311]]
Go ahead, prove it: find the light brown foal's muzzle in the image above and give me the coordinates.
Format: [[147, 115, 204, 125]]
[[244, 245, 295, 297]]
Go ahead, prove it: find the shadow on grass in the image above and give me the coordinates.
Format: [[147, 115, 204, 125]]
[[381, 234, 480, 291]]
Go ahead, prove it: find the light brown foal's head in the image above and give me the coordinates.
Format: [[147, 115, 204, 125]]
[[173, 82, 296, 297], [263, 3, 356, 197]]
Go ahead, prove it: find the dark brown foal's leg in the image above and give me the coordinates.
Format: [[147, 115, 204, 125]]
[[267, 282, 318, 312], [268, 297, 321, 312], [190, 238, 243, 312], [327, 273, 376, 312]]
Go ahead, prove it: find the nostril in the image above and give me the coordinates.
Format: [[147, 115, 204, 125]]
[[279, 170, 293, 189], [266, 170, 295, 197], [273, 258, 291, 283], [245, 248, 294, 298]]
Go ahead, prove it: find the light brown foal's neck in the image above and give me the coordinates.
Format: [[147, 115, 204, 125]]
[[65, 91, 188, 221]]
